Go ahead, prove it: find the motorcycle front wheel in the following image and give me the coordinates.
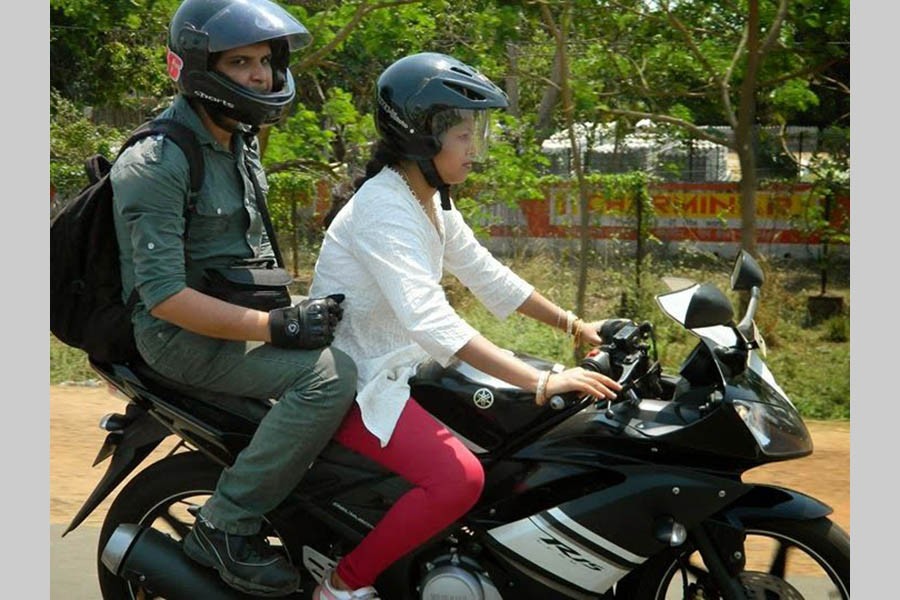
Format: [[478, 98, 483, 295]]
[[95, 451, 299, 600], [614, 516, 850, 599]]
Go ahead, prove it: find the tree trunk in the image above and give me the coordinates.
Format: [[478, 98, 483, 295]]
[[736, 136, 758, 256], [540, 3, 591, 360], [536, 47, 563, 142], [734, 0, 762, 256], [506, 43, 521, 118]]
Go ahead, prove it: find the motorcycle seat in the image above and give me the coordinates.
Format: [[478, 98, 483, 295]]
[[116, 358, 273, 424]]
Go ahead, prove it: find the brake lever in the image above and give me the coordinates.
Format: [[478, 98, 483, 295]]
[[601, 381, 638, 418]]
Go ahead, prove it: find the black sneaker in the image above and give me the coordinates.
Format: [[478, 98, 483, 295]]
[[182, 513, 300, 597]]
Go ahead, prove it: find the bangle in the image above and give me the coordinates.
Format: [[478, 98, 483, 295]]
[[572, 317, 584, 347], [564, 310, 576, 336], [535, 370, 551, 406]]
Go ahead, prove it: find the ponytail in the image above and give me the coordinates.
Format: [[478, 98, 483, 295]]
[[353, 140, 405, 192], [324, 141, 407, 229]]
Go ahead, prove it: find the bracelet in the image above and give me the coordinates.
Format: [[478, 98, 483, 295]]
[[535, 370, 551, 406], [572, 317, 584, 347], [564, 310, 576, 336]]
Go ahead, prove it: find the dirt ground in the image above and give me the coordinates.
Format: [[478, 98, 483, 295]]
[[49, 386, 850, 536]]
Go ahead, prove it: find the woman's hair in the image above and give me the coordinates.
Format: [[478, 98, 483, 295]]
[[353, 140, 405, 192]]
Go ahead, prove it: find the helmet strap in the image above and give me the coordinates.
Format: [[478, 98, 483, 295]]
[[197, 99, 259, 137], [417, 159, 452, 210]]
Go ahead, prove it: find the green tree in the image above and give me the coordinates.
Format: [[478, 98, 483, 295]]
[[579, 0, 849, 255], [51, 0, 179, 107]]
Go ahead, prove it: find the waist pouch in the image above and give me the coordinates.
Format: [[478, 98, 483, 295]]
[[203, 259, 292, 312]]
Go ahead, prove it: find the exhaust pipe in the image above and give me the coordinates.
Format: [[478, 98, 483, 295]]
[[101, 523, 264, 599]]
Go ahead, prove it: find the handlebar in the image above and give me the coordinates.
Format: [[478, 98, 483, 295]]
[[736, 286, 760, 339]]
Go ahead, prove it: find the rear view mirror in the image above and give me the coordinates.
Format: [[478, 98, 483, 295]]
[[684, 283, 735, 329], [658, 282, 735, 329], [731, 250, 765, 291]]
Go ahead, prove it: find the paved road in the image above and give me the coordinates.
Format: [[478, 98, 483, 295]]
[[52, 523, 843, 600], [50, 524, 102, 599]]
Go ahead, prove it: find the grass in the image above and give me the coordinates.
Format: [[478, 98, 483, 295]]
[[50, 250, 850, 420]]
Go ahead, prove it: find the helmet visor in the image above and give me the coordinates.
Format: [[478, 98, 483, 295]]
[[203, 1, 311, 53], [432, 109, 491, 162]]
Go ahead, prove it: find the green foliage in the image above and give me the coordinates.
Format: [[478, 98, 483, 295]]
[[265, 103, 335, 164], [50, 91, 126, 200], [51, 0, 177, 107], [50, 335, 96, 384], [769, 80, 820, 114], [790, 125, 850, 292], [822, 315, 849, 343]]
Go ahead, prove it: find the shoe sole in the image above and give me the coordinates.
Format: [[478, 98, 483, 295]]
[[182, 531, 299, 597]]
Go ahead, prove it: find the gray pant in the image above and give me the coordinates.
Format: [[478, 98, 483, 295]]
[[136, 326, 357, 535]]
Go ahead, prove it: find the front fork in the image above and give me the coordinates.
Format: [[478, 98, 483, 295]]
[[688, 520, 748, 600]]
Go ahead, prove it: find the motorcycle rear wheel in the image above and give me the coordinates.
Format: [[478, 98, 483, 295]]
[[614, 516, 850, 599], [95, 451, 298, 600]]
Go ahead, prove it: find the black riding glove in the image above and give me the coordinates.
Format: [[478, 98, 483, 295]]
[[268, 294, 345, 350]]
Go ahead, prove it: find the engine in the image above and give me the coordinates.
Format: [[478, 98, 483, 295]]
[[419, 553, 503, 600]]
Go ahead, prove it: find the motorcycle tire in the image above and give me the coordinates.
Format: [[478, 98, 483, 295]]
[[96, 451, 224, 600], [614, 516, 850, 599]]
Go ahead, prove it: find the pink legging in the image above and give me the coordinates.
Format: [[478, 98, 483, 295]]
[[331, 397, 485, 589]]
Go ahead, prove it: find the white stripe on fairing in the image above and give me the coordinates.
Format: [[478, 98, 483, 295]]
[[488, 516, 629, 593], [546, 507, 646, 564]]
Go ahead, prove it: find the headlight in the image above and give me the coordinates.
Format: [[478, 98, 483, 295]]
[[732, 398, 812, 457]]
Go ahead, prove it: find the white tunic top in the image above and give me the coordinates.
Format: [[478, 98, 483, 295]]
[[309, 167, 534, 447]]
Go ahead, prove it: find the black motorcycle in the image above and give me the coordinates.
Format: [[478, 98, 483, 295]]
[[61, 250, 850, 599]]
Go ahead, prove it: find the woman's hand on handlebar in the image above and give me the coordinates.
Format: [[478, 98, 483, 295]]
[[540, 366, 621, 405], [577, 320, 606, 346]]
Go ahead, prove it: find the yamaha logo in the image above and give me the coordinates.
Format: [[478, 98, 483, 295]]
[[473, 388, 494, 409]]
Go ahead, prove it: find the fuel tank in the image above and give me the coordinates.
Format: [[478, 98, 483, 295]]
[[409, 351, 566, 453]]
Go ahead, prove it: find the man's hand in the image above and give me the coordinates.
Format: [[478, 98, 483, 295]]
[[269, 294, 345, 350]]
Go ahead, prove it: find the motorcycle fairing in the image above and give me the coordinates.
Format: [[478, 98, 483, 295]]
[[484, 465, 748, 594], [487, 507, 642, 595], [721, 484, 833, 524], [410, 354, 573, 453]]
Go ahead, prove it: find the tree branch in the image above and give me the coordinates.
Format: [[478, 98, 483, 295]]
[[599, 107, 733, 148], [759, 0, 789, 56], [661, 0, 739, 128], [266, 158, 342, 178], [293, 0, 422, 72]]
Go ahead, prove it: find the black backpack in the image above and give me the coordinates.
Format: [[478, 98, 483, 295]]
[[50, 119, 204, 363]]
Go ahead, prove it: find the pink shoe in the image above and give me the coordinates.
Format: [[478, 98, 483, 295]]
[[313, 569, 381, 599]]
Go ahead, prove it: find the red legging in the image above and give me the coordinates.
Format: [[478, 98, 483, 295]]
[[331, 397, 485, 589]]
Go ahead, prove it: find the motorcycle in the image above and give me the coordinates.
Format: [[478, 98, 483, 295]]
[[61, 250, 850, 599]]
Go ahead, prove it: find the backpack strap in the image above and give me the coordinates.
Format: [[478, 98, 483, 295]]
[[116, 118, 206, 311], [119, 118, 205, 197], [245, 164, 286, 269], [239, 131, 286, 269]]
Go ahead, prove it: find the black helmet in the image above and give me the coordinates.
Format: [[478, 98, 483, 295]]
[[375, 52, 508, 209], [167, 0, 311, 128], [375, 52, 509, 161]]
